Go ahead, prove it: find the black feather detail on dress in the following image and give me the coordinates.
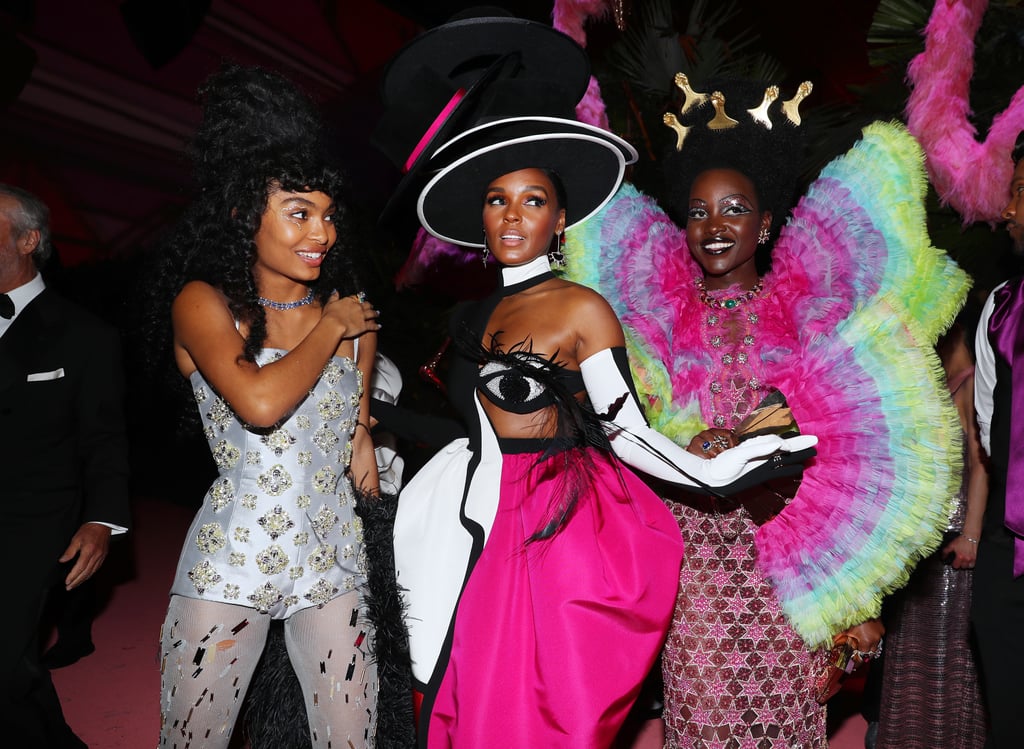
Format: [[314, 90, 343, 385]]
[[353, 489, 415, 748], [242, 490, 415, 748], [455, 328, 629, 542]]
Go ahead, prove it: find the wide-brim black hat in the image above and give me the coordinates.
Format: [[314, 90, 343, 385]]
[[373, 13, 590, 227], [417, 116, 638, 248], [378, 16, 589, 110]]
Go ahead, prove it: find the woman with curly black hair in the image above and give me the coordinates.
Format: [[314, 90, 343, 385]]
[[145, 64, 381, 748]]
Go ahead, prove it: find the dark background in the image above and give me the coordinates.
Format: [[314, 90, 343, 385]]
[[1, 0, 1019, 497]]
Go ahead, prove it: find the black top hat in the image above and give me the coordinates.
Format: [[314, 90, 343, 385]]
[[373, 12, 591, 226], [416, 116, 638, 248]]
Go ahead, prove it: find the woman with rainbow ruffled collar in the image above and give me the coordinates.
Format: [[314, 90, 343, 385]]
[[565, 76, 970, 747]]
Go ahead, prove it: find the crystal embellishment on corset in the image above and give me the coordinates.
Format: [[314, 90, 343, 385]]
[[255, 545, 289, 575], [212, 439, 241, 469], [195, 522, 227, 554], [247, 581, 283, 614], [207, 478, 235, 511], [313, 424, 339, 454], [261, 429, 296, 456], [304, 578, 339, 607], [308, 543, 337, 573], [188, 560, 222, 595], [313, 466, 339, 494], [321, 360, 344, 387], [207, 398, 233, 431], [257, 505, 295, 540], [257, 465, 293, 496], [311, 505, 339, 536], [318, 391, 345, 420]]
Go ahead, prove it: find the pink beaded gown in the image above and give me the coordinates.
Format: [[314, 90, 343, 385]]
[[659, 281, 828, 748], [565, 126, 969, 748]]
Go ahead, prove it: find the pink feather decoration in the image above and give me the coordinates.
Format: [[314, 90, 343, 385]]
[[552, 0, 611, 128], [394, 227, 477, 291], [905, 0, 1024, 224]]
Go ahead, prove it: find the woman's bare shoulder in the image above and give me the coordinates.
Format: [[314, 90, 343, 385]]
[[557, 280, 618, 318]]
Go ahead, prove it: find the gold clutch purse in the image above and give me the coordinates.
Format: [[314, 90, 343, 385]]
[[734, 390, 799, 442]]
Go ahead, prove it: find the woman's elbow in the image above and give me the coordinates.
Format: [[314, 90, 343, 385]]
[[234, 396, 290, 429]]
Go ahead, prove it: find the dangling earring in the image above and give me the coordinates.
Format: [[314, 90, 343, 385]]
[[548, 230, 566, 268], [757, 225, 770, 245], [482, 232, 491, 267]]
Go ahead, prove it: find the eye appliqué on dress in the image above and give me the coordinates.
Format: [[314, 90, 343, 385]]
[[478, 358, 554, 414]]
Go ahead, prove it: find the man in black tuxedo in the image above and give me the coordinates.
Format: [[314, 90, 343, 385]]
[[0, 183, 130, 747]]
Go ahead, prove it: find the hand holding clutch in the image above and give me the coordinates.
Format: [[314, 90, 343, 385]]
[[814, 619, 885, 704]]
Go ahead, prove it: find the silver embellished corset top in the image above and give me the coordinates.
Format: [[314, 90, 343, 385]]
[[169, 351, 367, 618]]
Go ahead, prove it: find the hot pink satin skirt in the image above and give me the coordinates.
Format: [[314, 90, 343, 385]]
[[427, 447, 684, 748]]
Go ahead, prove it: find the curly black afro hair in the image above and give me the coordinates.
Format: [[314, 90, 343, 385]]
[[660, 77, 811, 244], [139, 63, 359, 429]]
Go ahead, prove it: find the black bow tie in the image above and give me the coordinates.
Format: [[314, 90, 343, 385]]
[[0, 294, 13, 319]]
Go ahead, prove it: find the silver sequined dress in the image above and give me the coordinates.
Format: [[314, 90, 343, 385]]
[[168, 350, 367, 618]]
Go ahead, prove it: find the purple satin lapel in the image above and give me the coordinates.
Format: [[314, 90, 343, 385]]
[[989, 277, 1024, 577]]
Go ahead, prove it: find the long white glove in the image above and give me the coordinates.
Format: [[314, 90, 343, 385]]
[[579, 348, 817, 489]]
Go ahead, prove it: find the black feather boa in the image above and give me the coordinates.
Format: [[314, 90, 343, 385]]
[[353, 489, 415, 747], [241, 490, 414, 748]]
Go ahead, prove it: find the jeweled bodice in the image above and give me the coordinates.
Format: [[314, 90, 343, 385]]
[[170, 350, 367, 618], [698, 281, 767, 429]]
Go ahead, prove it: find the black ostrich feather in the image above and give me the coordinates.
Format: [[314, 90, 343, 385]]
[[456, 328, 630, 542]]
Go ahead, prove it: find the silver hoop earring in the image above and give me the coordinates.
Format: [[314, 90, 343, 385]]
[[757, 226, 770, 245]]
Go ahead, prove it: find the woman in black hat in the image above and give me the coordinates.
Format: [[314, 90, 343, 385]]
[[394, 115, 816, 748]]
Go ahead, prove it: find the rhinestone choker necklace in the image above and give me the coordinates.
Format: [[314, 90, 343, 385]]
[[695, 276, 763, 310], [258, 288, 314, 311]]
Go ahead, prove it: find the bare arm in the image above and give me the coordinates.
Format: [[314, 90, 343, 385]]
[[348, 332, 381, 495], [943, 374, 989, 569], [573, 288, 626, 363], [172, 281, 378, 427]]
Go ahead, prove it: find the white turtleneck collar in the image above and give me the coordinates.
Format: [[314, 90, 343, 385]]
[[500, 255, 552, 287]]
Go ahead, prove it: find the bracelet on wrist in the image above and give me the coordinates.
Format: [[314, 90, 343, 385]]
[[961, 534, 979, 545]]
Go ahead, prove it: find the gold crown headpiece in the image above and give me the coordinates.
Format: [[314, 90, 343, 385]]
[[662, 75, 813, 152]]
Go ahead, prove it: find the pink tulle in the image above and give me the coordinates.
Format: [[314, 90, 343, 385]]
[[906, 0, 1024, 224]]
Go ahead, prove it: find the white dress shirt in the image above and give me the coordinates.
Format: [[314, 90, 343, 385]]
[[974, 282, 1005, 457], [0, 272, 44, 338]]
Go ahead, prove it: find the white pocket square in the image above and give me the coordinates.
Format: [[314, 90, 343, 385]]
[[27, 368, 65, 382]]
